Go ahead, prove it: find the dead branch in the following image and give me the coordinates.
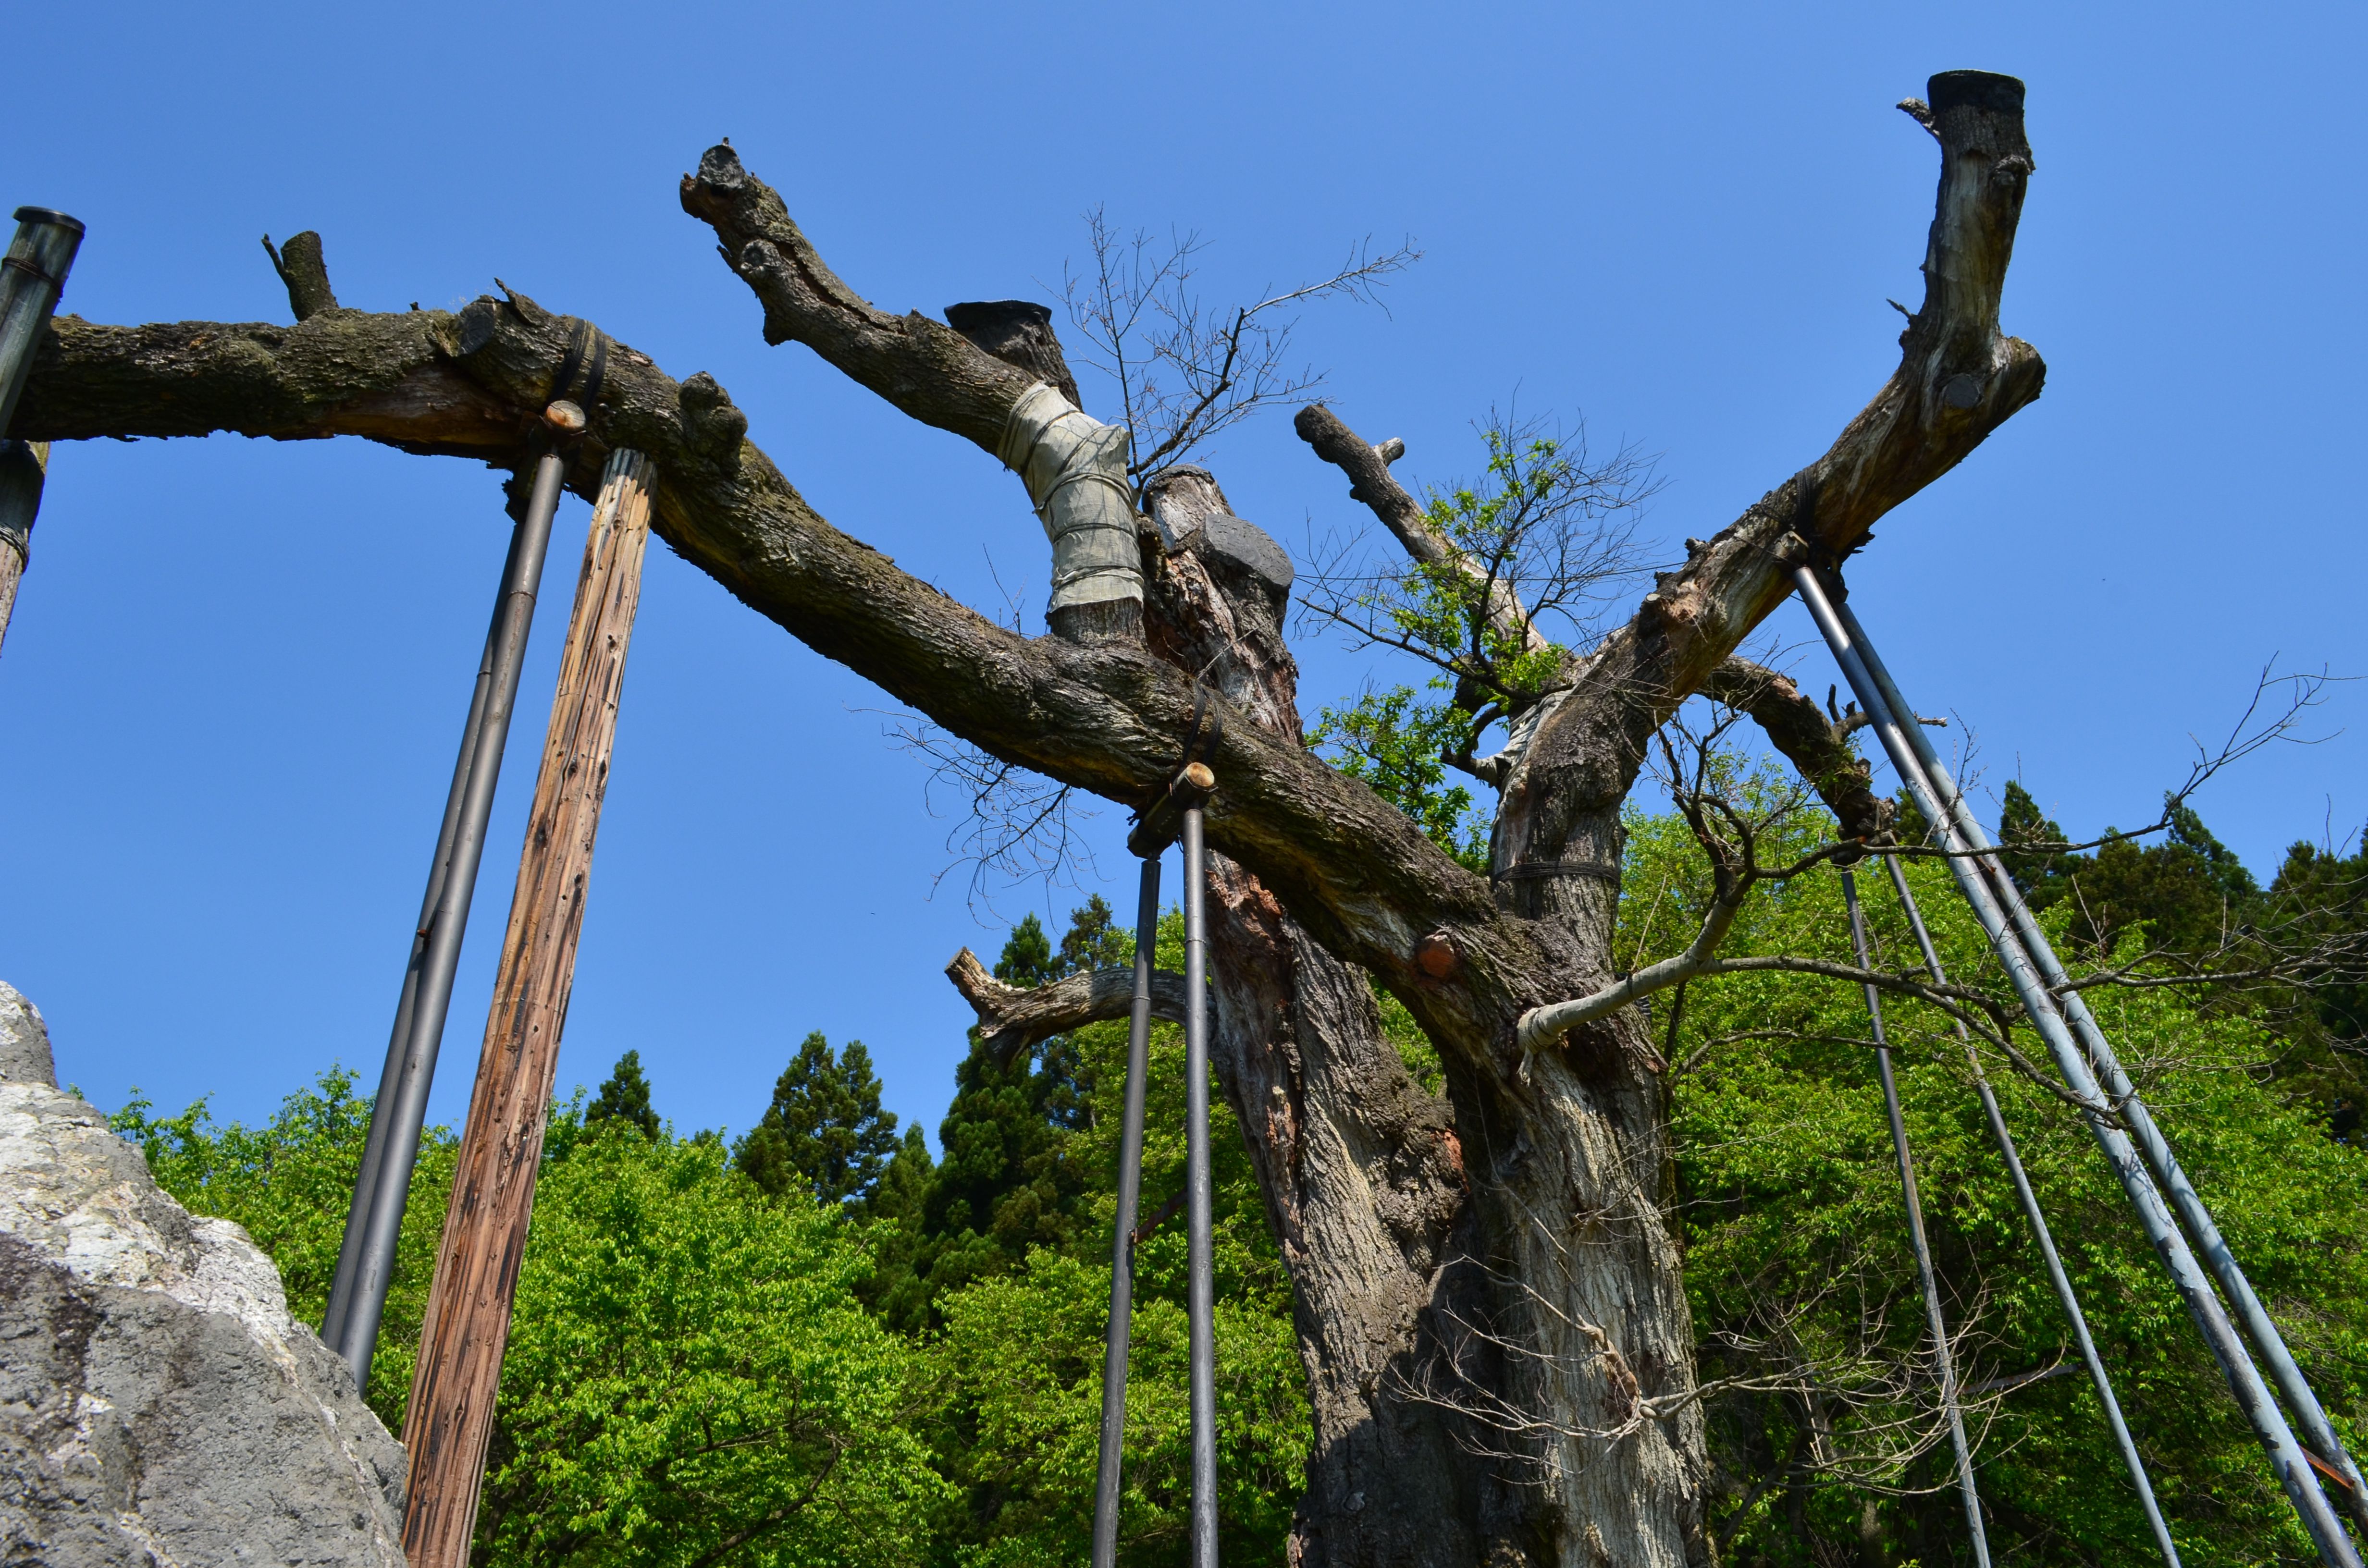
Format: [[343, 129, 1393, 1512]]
[[1489, 74, 2043, 918], [944, 945, 1189, 1065]]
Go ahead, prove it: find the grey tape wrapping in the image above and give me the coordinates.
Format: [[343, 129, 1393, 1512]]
[[997, 382, 1143, 612]]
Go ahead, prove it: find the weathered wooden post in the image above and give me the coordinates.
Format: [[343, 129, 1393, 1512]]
[[400, 446, 658, 1566], [0, 208, 84, 656]]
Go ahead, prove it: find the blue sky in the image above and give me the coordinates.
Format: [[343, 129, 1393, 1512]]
[[3, 2, 2360, 1146]]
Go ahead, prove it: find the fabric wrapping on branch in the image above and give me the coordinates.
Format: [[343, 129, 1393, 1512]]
[[996, 381, 1142, 612]]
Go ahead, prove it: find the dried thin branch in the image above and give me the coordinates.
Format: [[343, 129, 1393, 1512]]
[[878, 711, 1097, 912], [1059, 210, 1418, 490]]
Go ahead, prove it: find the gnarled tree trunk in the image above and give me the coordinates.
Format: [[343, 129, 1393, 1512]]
[[14, 70, 2039, 1568]]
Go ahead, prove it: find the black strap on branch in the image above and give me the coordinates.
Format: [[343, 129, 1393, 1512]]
[[550, 316, 610, 413], [1127, 685, 1223, 859]]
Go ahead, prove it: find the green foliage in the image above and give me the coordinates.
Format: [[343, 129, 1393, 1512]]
[[1307, 421, 1654, 876], [735, 1032, 901, 1205], [110, 1069, 454, 1427], [1385, 427, 1599, 702], [1622, 804, 2368, 1566], [921, 905, 1307, 1565], [474, 1117, 948, 1567], [1994, 778, 2368, 1139], [586, 1049, 660, 1140], [930, 1252, 1306, 1567], [1311, 682, 1492, 870], [2265, 835, 2368, 1144]]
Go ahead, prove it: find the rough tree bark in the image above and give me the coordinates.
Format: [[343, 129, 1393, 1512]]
[[12, 70, 2038, 1568]]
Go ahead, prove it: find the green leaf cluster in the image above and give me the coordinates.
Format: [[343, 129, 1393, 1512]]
[[473, 1118, 948, 1566]]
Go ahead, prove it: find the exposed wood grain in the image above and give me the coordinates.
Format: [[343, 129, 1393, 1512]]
[[400, 448, 657, 1567]]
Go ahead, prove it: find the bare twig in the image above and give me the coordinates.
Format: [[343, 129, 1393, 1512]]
[[1059, 212, 1418, 489]]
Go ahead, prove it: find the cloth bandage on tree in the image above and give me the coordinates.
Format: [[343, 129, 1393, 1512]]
[[997, 381, 1142, 625]]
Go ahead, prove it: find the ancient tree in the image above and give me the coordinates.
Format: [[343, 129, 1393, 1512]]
[[17, 71, 2041, 1567]]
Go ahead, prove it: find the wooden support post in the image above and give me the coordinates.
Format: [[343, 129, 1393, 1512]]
[[0, 440, 48, 656], [400, 448, 657, 1566]]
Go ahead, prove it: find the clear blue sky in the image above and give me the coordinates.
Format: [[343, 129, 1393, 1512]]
[[3, 2, 2359, 1147]]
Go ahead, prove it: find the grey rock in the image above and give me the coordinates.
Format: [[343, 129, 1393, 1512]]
[[0, 984, 54, 1089], [0, 995, 406, 1566]]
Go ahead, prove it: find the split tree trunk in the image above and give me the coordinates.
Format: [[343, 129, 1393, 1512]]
[[402, 449, 657, 1566]]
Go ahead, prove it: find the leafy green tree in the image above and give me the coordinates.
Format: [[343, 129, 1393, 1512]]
[[857, 1124, 937, 1320], [1996, 777, 2074, 907], [2260, 834, 2368, 1145], [735, 1032, 900, 1204], [473, 1115, 948, 1566], [585, 1048, 659, 1139], [1303, 418, 1655, 875], [1056, 894, 1133, 975], [1997, 780, 2262, 956], [1620, 799, 2368, 1566], [111, 1070, 456, 1427]]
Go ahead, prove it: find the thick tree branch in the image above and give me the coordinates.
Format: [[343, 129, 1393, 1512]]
[[678, 145, 1035, 456], [15, 290, 1531, 1071], [1700, 657, 1890, 845], [944, 945, 1188, 1063], [1500, 72, 2042, 890]]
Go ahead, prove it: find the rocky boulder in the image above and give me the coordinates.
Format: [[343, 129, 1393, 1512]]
[[0, 981, 407, 1566]]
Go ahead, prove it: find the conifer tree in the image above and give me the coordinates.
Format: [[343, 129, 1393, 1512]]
[[735, 1033, 900, 1204], [585, 1050, 660, 1140]]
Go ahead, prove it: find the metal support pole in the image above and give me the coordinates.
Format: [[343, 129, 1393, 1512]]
[[1831, 592, 2368, 1533], [0, 440, 47, 658], [0, 208, 84, 659], [1092, 855, 1163, 1568], [1840, 867, 1991, 1567], [1182, 804, 1218, 1568], [321, 534, 513, 1359], [1795, 564, 2359, 1568], [1880, 853, 2183, 1568], [327, 430, 568, 1392], [0, 207, 83, 434]]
